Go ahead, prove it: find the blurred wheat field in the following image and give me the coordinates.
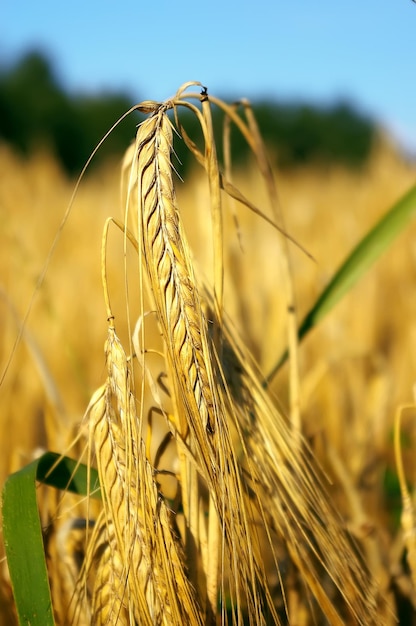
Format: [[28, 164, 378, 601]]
[[1, 102, 416, 626]]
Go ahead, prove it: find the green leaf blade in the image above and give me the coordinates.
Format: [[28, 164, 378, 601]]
[[1, 452, 100, 625], [299, 183, 416, 335], [36, 451, 101, 498], [2, 460, 55, 626], [266, 183, 416, 384]]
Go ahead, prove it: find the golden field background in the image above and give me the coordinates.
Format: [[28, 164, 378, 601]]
[[1, 135, 416, 622]]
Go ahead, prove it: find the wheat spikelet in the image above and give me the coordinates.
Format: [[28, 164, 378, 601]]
[[87, 512, 130, 626], [128, 101, 282, 623], [88, 323, 204, 625], [133, 105, 216, 439], [88, 376, 155, 624]]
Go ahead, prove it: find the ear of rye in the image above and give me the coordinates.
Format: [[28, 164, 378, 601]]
[[102, 92, 382, 624], [132, 106, 277, 622]]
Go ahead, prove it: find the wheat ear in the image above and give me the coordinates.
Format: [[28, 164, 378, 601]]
[[128, 98, 279, 623], [134, 104, 216, 439], [88, 318, 204, 625]]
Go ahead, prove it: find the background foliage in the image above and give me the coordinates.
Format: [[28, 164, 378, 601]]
[[0, 50, 377, 175]]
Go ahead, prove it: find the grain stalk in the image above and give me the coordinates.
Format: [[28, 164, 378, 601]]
[[62, 83, 384, 624], [119, 83, 382, 623], [127, 94, 272, 622]]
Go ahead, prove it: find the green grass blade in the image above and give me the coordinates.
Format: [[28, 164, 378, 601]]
[[36, 451, 101, 498], [2, 459, 55, 626], [266, 183, 416, 385], [1, 453, 100, 625]]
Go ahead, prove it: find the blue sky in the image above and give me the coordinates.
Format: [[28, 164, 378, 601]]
[[2, 0, 416, 153]]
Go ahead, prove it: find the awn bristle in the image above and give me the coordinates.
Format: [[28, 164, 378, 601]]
[[210, 296, 380, 624]]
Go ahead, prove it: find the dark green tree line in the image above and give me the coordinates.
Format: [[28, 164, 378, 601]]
[[0, 50, 376, 176], [0, 51, 137, 174]]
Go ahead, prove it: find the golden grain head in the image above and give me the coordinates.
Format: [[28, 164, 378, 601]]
[[3, 86, 415, 625]]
